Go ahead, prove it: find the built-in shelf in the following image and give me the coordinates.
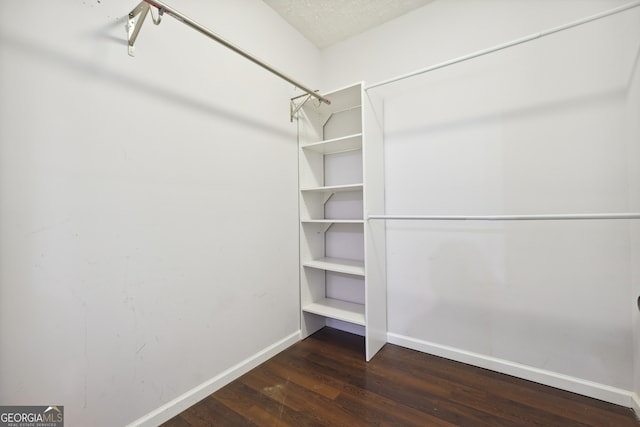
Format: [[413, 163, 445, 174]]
[[301, 133, 363, 154], [302, 298, 366, 326], [300, 183, 363, 193], [303, 257, 365, 276], [298, 82, 386, 361], [300, 219, 364, 224]]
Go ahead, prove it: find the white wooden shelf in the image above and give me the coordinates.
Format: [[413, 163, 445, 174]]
[[302, 298, 366, 326], [300, 219, 364, 224], [303, 257, 365, 276], [300, 183, 363, 193], [298, 82, 386, 361], [301, 133, 363, 154]]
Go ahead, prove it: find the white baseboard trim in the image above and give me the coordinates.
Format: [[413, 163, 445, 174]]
[[632, 393, 640, 419], [126, 330, 301, 427], [387, 332, 636, 409]]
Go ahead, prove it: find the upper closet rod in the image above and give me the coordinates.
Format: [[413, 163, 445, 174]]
[[127, 0, 331, 105], [366, 0, 640, 91], [368, 213, 640, 221]]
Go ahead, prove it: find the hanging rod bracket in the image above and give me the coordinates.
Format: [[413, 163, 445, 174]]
[[290, 93, 314, 122], [127, 1, 164, 56], [127, 1, 150, 56], [149, 5, 165, 25]]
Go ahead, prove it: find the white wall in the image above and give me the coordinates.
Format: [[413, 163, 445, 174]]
[[0, 1, 318, 425], [322, 0, 640, 402], [629, 11, 640, 406]]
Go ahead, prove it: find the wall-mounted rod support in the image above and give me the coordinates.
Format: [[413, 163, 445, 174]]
[[127, 2, 151, 56], [126, 0, 331, 105], [367, 213, 640, 221], [290, 94, 313, 122], [366, 0, 640, 90]]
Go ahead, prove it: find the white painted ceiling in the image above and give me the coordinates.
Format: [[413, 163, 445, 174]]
[[263, 0, 433, 49]]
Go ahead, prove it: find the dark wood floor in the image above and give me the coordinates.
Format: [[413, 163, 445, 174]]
[[162, 327, 639, 426]]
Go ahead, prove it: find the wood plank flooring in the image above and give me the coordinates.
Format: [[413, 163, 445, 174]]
[[161, 327, 639, 426]]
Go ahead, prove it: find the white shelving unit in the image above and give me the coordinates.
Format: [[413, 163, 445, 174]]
[[297, 82, 386, 361]]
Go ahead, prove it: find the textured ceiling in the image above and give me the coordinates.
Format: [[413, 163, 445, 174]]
[[263, 0, 433, 49]]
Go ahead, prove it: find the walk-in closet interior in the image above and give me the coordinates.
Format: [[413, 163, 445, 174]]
[[1, 1, 639, 425]]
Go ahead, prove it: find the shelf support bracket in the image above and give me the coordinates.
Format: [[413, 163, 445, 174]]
[[323, 192, 335, 205]]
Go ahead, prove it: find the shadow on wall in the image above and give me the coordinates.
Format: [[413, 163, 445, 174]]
[[379, 32, 640, 139], [626, 40, 640, 90], [384, 85, 627, 140], [397, 294, 632, 386], [387, 228, 633, 388], [0, 28, 292, 139]]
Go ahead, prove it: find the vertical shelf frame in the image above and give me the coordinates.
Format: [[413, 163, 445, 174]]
[[362, 89, 387, 361], [297, 82, 387, 361]]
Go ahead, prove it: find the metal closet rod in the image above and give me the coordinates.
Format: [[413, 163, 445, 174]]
[[130, 0, 331, 105], [365, 0, 640, 90], [368, 213, 640, 221]]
